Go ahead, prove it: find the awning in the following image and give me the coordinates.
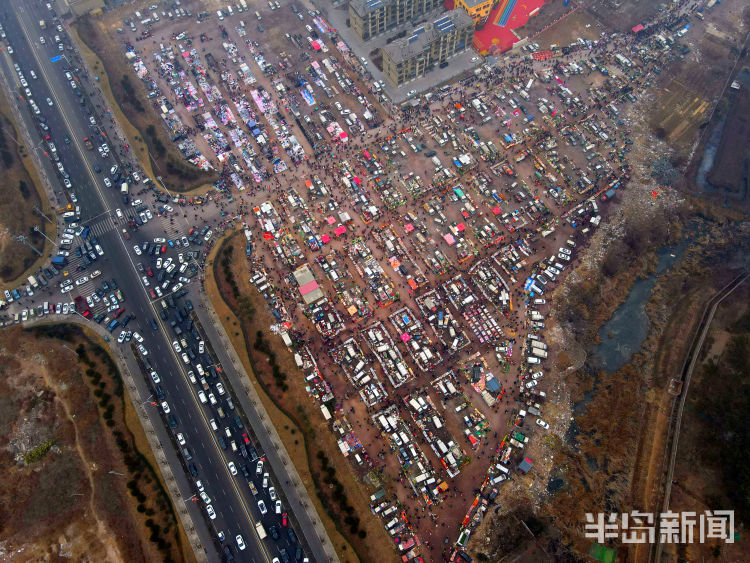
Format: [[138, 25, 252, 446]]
[[404, 223, 415, 233], [334, 225, 347, 236], [321, 234, 330, 244]]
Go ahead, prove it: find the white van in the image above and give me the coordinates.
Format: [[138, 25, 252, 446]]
[[217, 9, 224, 20]]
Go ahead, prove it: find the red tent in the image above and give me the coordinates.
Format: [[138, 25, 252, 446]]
[[334, 225, 347, 236], [321, 234, 330, 244]]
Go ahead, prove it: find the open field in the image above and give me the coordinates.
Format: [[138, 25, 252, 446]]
[[706, 66, 750, 203], [0, 86, 53, 286], [585, 0, 661, 33], [73, 15, 217, 192], [667, 282, 750, 561], [205, 231, 366, 562], [0, 324, 187, 562]]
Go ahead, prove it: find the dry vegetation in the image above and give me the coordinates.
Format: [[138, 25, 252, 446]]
[[0, 88, 52, 285], [0, 324, 187, 562], [73, 15, 217, 192]]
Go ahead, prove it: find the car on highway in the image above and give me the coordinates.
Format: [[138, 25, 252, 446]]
[[161, 401, 170, 413], [236, 535, 246, 551], [46, 97, 53, 106], [257, 500, 267, 515], [198, 340, 205, 353], [269, 487, 277, 501], [216, 382, 225, 395], [172, 340, 181, 353], [200, 491, 210, 504], [275, 500, 282, 514], [177, 433, 186, 445], [103, 177, 111, 188], [206, 505, 216, 519], [228, 461, 237, 475]]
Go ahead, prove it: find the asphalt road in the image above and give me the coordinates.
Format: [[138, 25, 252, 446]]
[[1, 2, 327, 562]]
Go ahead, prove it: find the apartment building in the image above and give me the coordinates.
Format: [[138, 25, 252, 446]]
[[453, 0, 495, 25], [349, 0, 444, 41], [382, 9, 474, 87]]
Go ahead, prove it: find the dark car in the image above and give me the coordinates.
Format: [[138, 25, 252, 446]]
[[269, 525, 280, 541]]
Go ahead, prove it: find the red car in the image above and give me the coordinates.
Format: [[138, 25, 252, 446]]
[[242, 433, 250, 445], [148, 289, 157, 300], [146, 266, 153, 277], [281, 512, 288, 527], [113, 307, 125, 319], [160, 245, 167, 254]]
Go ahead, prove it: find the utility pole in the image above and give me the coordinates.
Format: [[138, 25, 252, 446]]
[[33, 206, 54, 224], [13, 234, 42, 256]]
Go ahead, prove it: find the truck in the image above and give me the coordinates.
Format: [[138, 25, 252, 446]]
[[27, 275, 39, 289], [51, 255, 67, 267], [120, 182, 129, 194], [255, 521, 267, 540], [513, 431, 529, 443], [528, 406, 542, 417], [39, 20, 46, 29], [83, 137, 94, 150], [531, 348, 548, 359], [530, 340, 547, 351]]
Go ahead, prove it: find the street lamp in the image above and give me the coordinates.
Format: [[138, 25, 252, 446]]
[[33, 225, 57, 247]]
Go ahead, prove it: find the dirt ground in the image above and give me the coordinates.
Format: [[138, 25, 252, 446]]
[[530, 8, 604, 50], [0, 87, 53, 287], [513, 0, 581, 44], [0, 324, 187, 562], [73, 14, 218, 192], [204, 231, 367, 562], [585, 0, 662, 33]]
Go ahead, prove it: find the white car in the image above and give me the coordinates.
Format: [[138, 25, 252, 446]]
[[75, 276, 89, 286], [63, 178, 72, 188], [150, 370, 161, 384], [274, 500, 282, 514], [216, 382, 225, 395], [137, 344, 148, 356], [177, 433, 186, 445], [206, 505, 216, 519], [95, 244, 104, 256], [89, 116, 96, 125], [236, 535, 246, 551], [536, 419, 550, 429], [141, 276, 149, 287], [172, 340, 182, 353], [228, 462, 237, 475], [531, 371, 544, 380], [268, 487, 277, 501], [198, 340, 205, 354], [133, 245, 142, 256], [559, 247, 571, 255], [156, 257, 163, 269], [46, 97, 53, 106], [181, 353, 190, 364], [133, 332, 143, 343], [558, 253, 570, 261], [103, 178, 111, 188], [161, 401, 170, 413], [525, 379, 538, 389], [257, 500, 267, 515], [204, 230, 213, 241], [200, 491, 211, 504], [153, 237, 166, 244]]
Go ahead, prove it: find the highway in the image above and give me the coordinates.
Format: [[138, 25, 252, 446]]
[[0, 2, 331, 562]]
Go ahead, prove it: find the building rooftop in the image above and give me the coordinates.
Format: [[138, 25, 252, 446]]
[[383, 9, 472, 63], [350, 0, 386, 17], [461, 0, 491, 8]]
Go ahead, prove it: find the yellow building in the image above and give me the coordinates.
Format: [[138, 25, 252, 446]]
[[454, 0, 495, 25]]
